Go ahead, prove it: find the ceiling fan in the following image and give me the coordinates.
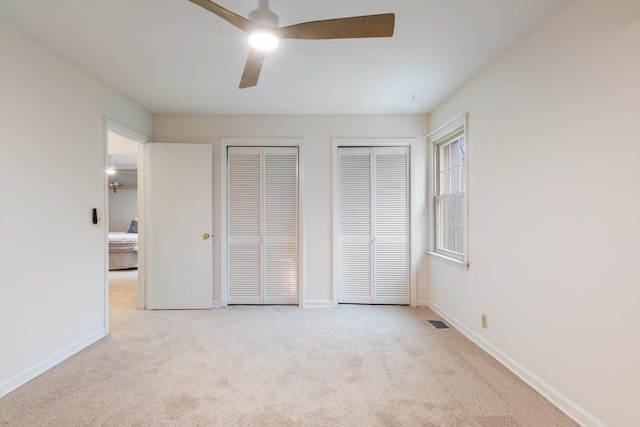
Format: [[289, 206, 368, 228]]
[[188, 0, 395, 88]]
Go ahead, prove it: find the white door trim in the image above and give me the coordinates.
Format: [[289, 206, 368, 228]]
[[220, 138, 305, 307], [103, 118, 148, 331], [332, 138, 416, 307]]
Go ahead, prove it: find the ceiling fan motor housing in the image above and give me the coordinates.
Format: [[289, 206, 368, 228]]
[[248, 6, 279, 28]]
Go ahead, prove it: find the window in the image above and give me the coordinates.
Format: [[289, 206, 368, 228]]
[[435, 132, 465, 258], [428, 113, 468, 267]]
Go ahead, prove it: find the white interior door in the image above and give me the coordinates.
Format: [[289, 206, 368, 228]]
[[373, 147, 409, 304], [338, 146, 409, 305], [338, 147, 373, 303], [263, 147, 298, 304], [227, 146, 298, 305], [146, 143, 213, 309], [227, 147, 262, 304]]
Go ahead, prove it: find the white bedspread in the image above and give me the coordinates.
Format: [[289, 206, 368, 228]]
[[108, 232, 138, 253]]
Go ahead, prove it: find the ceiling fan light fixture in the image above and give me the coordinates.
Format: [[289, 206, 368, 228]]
[[248, 29, 279, 51], [107, 156, 116, 175]]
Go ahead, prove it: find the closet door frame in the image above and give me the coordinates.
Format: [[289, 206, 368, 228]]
[[332, 138, 416, 307], [220, 138, 304, 307]]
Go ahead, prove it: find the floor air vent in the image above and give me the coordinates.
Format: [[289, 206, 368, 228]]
[[428, 320, 450, 329]]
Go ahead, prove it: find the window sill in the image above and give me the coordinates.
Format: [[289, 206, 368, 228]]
[[426, 251, 469, 270]]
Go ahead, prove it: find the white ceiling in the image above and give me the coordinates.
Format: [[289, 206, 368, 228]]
[[0, 0, 563, 114], [110, 155, 138, 171]]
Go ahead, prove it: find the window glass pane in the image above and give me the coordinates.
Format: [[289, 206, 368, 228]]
[[455, 225, 464, 253], [440, 170, 450, 194], [455, 196, 464, 225], [460, 136, 465, 166], [436, 199, 443, 223], [446, 225, 455, 251], [451, 140, 459, 167], [442, 144, 450, 171], [446, 197, 455, 224], [451, 165, 459, 193], [459, 167, 465, 192], [437, 224, 445, 248]]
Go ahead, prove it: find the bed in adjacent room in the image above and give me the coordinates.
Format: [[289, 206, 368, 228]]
[[109, 220, 138, 270]]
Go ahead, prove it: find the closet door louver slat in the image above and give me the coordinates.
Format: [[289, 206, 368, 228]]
[[338, 148, 373, 303], [227, 146, 298, 305], [228, 244, 261, 301], [374, 147, 409, 304], [338, 146, 409, 305], [264, 147, 298, 304], [227, 148, 262, 304], [339, 244, 372, 300]]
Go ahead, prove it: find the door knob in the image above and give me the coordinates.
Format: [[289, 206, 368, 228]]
[[202, 233, 210, 240]]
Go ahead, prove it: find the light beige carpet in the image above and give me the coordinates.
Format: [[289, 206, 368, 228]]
[[0, 305, 576, 426], [108, 269, 138, 310]]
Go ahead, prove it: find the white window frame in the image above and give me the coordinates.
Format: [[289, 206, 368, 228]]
[[426, 113, 469, 269]]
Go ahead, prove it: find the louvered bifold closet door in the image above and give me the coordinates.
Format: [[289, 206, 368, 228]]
[[263, 147, 298, 304], [373, 146, 409, 304], [227, 147, 262, 304], [338, 147, 373, 304]]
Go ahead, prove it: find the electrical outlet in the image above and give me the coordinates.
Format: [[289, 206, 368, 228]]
[[481, 313, 488, 329]]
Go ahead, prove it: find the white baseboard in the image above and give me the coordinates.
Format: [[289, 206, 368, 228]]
[[212, 299, 221, 308], [0, 328, 106, 398], [427, 301, 606, 427], [302, 299, 334, 308], [416, 299, 429, 307]]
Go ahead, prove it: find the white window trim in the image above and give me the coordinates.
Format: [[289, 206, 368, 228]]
[[426, 113, 469, 269]]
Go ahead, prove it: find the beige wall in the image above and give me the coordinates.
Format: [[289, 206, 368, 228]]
[[427, 1, 640, 426], [153, 114, 430, 306], [0, 19, 152, 396], [109, 189, 137, 232]]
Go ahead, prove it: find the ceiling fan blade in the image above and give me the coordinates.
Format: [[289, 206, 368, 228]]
[[277, 13, 395, 40], [239, 48, 266, 88], [189, 0, 258, 33]]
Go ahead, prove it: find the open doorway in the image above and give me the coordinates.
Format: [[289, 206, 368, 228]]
[[106, 125, 145, 311]]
